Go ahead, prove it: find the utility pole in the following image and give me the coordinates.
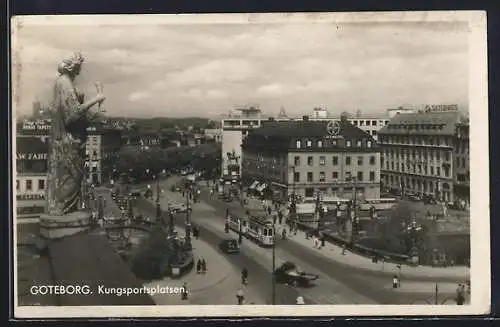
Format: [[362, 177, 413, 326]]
[[272, 221, 276, 305], [185, 185, 191, 240]]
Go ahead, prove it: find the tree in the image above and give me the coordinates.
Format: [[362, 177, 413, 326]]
[[340, 111, 352, 121]]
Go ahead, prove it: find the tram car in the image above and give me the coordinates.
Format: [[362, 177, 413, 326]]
[[246, 216, 275, 247], [227, 212, 275, 247]]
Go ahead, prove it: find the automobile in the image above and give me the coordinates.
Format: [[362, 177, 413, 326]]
[[222, 194, 233, 202], [274, 261, 319, 287], [219, 238, 240, 254], [168, 202, 191, 213]]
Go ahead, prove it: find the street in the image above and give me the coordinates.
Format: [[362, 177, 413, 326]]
[[134, 176, 465, 305]]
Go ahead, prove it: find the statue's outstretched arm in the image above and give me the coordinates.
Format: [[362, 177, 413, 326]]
[[66, 91, 106, 123]]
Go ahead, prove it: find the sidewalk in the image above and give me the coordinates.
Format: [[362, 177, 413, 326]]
[[285, 230, 469, 282], [135, 196, 265, 305]]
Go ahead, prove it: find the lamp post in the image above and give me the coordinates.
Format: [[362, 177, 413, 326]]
[[404, 217, 423, 264], [347, 174, 358, 243]]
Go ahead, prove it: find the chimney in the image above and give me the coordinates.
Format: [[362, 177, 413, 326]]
[[302, 115, 309, 121]]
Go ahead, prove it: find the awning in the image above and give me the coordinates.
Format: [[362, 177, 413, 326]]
[[249, 181, 259, 189]]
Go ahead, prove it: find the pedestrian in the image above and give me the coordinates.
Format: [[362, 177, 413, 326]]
[[196, 259, 202, 274], [236, 288, 245, 305], [278, 211, 283, 225], [181, 282, 188, 300], [320, 235, 325, 248], [342, 244, 347, 255], [241, 267, 248, 284], [268, 206, 272, 216], [201, 258, 207, 274], [392, 275, 400, 289], [282, 228, 287, 240], [456, 284, 465, 305]]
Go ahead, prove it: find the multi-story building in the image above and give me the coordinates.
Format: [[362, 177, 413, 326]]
[[221, 106, 268, 181], [453, 121, 470, 205], [15, 137, 49, 217], [378, 110, 468, 202], [241, 116, 381, 201], [275, 107, 390, 141]]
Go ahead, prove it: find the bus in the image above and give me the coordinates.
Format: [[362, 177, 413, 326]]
[[359, 198, 397, 211]]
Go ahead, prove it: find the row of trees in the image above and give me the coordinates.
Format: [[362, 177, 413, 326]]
[[102, 143, 222, 183]]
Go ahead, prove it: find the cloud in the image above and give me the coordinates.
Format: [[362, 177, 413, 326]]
[[12, 19, 469, 117]]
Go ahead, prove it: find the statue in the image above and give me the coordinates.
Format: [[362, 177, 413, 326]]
[[40, 53, 106, 239]]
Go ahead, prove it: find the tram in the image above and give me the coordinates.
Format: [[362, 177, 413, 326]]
[[227, 213, 275, 247]]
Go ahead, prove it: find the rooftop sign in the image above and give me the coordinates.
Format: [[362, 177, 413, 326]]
[[424, 104, 458, 112]]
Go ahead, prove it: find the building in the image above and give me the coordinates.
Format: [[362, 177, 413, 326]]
[[453, 121, 470, 205], [387, 106, 416, 118], [204, 128, 222, 143], [16, 137, 49, 217], [378, 109, 468, 203], [221, 106, 268, 181], [275, 107, 390, 141], [241, 116, 381, 201]]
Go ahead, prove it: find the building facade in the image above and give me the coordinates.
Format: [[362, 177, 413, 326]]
[[221, 106, 267, 181], [453, 122, 470, 204], [241, 117, 381, 201], [378, 110, 468, 203], [16, 137, 49, 217]]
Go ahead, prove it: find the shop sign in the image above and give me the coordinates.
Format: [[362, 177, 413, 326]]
[[16, 153, 48, 160], [17, 193, 45, 200]]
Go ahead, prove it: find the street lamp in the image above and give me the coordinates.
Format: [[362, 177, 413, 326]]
[[346, 174, 359, 243]]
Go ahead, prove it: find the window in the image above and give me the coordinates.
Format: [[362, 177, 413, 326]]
[[370, 171, 375, 181], [319, 172, 325, 182], [26, 179, 33, 191], [369, 156, 376, 165], [16, 180, 19, 190], [306, 140, 312, 147], [296, 140, 301, 149], [366, 120, 371, 126], [462, 157, 466, 167], [307, 172, 313, 182], [346, 156, 351, 165], [332, 156, 338, 165], [319, 156, 326, 166], [38, 179, 45, 190], [445, 152, 450, 161], [330, 140, 338, 147], [294, 156, 300, 166], [317, 140, 323, 148], [294, 172, 300, 182], [346, 140, 352, 147], [367, 141, 372, 148], [359, 120, 364, 126], [356, 140, 362, 147], [357, 156, 364, 165], [357, 171, 363, 181], [372, 120, 377, 126], [430, 166, 434, 175], [436, 167, 441, 176], [332, 171, 339, 179], [353, 120, 358, 126], [307, 156, 313, 166]]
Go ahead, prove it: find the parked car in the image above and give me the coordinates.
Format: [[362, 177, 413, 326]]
[[219, 238, 240, 254], [274, 261, 319, 287], [168, 202, 191, 213]]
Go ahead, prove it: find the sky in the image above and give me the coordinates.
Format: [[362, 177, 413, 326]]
[[11, 15, 470, 119]]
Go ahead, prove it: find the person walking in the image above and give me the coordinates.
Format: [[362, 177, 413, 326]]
[[196, 259, 202, 274], [456, 283, 465, 305], [236, 288, 245, 305], [320, 234, 325, 249], [201, 258, 207, 274], [241, 267, 249, 285], [392, 275, 400, 289], [181, 282, 188, 300]]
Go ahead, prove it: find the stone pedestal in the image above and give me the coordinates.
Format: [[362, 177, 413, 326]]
[[39, 211, 92, 240]]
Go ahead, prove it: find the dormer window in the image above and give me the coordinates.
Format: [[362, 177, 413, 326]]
[[356, 140, 362, 147], [317, 140, 323, 148], [296, 140, 301, 149], [367, 141, 372, 148], [346, 140, 352, 147], [306, 140, 312, 147]]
